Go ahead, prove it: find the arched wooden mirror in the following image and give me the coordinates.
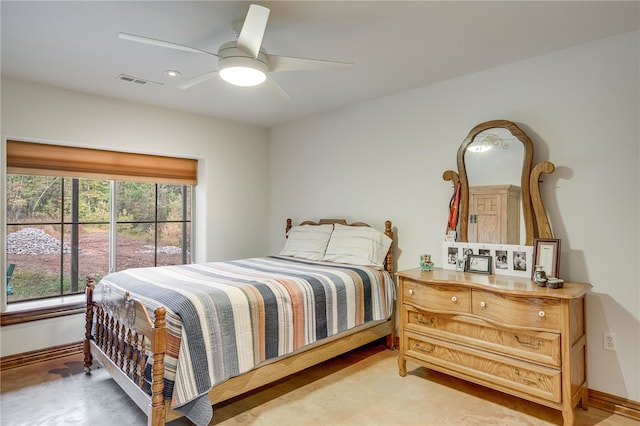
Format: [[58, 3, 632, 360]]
[[444, 120, 555, 246]]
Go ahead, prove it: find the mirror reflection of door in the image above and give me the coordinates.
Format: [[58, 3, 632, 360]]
[[467, 185, 520, 244]]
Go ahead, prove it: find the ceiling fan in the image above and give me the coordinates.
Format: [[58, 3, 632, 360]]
[[118, 4, 353, 99]]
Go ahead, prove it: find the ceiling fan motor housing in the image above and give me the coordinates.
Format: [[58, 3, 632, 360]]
[[218, 41, 269, 66]]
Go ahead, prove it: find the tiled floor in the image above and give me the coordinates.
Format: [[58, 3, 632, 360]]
[[1, 343, 635, 425]]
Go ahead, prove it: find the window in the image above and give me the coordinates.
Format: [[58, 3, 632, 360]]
[[4, 141, 197, 307], [6, 177, 192, 303], [115, 182, 191, 270]]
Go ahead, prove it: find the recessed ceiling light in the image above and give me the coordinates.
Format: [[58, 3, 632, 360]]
[[164, 70, 181, 78]]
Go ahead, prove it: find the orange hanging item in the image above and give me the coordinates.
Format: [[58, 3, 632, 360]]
[[448, 182, 461, 231]]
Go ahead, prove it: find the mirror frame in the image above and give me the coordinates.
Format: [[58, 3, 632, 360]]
[[444, 120, 555, 246]]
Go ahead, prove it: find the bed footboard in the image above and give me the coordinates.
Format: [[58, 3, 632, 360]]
[[84, 276, 169, 426]]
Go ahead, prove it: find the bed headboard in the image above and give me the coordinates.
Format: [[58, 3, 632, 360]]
[[285, 218, 394, 273]]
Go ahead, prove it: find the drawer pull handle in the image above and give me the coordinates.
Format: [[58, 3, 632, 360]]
[[451, 296, 457, 303], [538, 310, 545, 317], [479, 301, 486, 308], [414, 343, 436, 353], [417, 316, 435, 326], [513, 335, 544, 349], [409, 289, 414, 295], [515, 368, 542, 384]]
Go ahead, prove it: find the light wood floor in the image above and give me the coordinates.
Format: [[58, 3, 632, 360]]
[[1, 343, 635, 425]]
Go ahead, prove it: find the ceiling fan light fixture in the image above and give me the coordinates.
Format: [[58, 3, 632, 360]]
[[220, 66, 266, 87], [218, 56, 267, 87]]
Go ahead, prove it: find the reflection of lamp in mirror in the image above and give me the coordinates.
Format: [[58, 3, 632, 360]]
[[468, 133, 510, 153]]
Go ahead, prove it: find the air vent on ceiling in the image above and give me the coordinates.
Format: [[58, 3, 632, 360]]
[[117, 74, 163, 86]]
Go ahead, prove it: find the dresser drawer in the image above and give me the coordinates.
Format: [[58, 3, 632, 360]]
[[403, 279, 470, 313], [471, 289, 562, 330], [404, 306, 561, 367], [404, 331, 561, 403]]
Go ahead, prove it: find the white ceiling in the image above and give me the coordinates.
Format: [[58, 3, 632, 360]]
[[2, 1, 638, 127]]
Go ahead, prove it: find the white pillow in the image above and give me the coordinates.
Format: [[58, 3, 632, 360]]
[[322, 223, 392, 268], [279, 224, 334, 260]]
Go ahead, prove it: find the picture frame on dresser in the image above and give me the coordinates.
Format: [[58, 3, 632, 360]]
[[466, 254, 492, 274], [532, 238, 561, 278]]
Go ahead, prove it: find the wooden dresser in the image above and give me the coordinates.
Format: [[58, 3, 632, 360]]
[[396, 268, 592, 425]]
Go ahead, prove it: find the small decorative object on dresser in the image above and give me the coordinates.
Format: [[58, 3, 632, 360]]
[[533, 265, 548, 286], [420, 254, 434, 271], [396, 268, 592, 426], [547, 277, 564, 289]]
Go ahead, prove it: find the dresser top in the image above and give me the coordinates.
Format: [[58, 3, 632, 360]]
[[396, 267, 592, 299]]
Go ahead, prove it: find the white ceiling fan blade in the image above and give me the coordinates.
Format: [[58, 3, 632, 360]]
[[264, 74, 290, 100], [118, 32, 219, 57], [236, 4, 270, 58], [267, 55, 353, 72], [178, 71, 218, 90]]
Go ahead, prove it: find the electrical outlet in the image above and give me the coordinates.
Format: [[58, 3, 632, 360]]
[[604, 331, 616, 351]]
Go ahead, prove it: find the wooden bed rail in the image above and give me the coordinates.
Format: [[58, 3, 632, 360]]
[[84, 276, 168, 426]]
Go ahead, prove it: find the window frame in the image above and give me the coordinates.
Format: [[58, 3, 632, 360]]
[[2, 141, 197, 322]]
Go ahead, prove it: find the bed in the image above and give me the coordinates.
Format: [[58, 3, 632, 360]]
[[83, 218, 396, 426]]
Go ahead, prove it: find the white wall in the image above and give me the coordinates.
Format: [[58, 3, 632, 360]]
[[269, 31, 640, 401], [1, 78, 270, 356]]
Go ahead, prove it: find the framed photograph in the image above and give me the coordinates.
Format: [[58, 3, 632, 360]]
[[512, 250, 528, 272], [443, 244, 460, 270], [455, 258, 466, 271], [532, 238, 561, 278], [466, 255, 492, 274], [447, 246, 459, 265], [495, 249, 508, 270]]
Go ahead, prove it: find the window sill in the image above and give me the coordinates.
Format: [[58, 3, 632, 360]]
[[1, 294, 86, 326]]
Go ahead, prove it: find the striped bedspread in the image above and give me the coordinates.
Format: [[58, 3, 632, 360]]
[[96, 256, 395, 425]]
